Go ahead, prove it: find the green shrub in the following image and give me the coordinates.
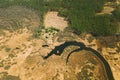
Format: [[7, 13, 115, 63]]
[[5, 47, 11, 52], [1, 75, 21, 80], [112, 7, 120, 21], [90, 14, 117, 36]]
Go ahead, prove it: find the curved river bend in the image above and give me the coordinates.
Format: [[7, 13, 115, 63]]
[[43, 41, 114, 80]]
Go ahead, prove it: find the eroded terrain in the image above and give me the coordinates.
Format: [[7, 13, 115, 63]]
[[0, 6, 120, 80]]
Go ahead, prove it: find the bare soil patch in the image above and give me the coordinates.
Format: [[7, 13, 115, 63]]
[[44, 11, 68, 31], [96, 6, 114, 15]]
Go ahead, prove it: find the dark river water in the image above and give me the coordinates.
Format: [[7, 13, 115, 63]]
[[43, 41, 114, 80]]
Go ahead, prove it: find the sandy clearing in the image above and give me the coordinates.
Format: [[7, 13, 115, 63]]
[[96, 6, 114, 15], [44, 11, 68, 31]]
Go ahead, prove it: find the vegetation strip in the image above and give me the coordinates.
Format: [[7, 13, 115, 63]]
[[0, 0, 119, 36]]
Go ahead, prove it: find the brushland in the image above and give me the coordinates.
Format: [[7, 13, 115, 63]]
[[0, 0, 119, 36]]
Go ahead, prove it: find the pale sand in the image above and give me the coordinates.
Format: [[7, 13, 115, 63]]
[[96, 6, 114, 15], [44, 11, 68, 31]]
